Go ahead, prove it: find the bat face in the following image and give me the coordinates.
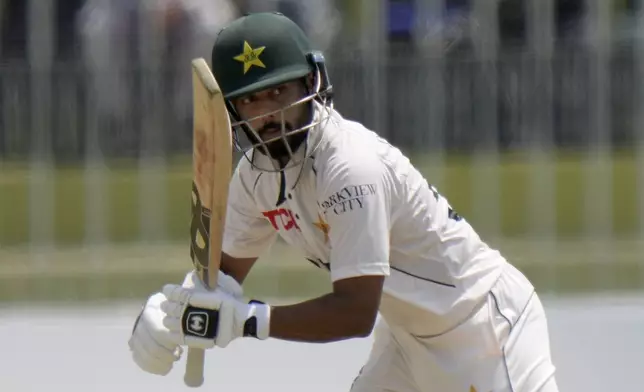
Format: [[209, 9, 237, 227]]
[[184, 58, 233, 388], [189, 58, 233, 290]]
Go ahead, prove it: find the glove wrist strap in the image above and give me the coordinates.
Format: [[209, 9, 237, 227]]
[[243, 300, 271, 340]]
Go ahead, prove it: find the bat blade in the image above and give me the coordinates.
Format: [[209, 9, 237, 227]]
[[184, 57, 233, 387]]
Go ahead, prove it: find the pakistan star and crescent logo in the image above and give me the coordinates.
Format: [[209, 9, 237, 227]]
[[234, 41, 266, 74], [313, 213, 330, 244]]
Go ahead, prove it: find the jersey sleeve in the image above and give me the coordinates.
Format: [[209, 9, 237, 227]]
[[222, 162, 277, 258], [318, 157, 391, 282]]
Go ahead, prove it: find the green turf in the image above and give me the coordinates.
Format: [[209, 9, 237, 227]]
[[406, 149, 640, 237], [1, 150, 641, 245], [1, 151, 642, 302], [0, 237, 642, 304], [0, 241, 330, 303], [0, 254, 641, 304]]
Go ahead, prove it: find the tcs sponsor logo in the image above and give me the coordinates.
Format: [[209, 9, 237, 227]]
[[262, 208, 300, 231]]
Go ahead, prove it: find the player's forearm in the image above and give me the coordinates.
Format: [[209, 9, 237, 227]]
[[268, 292, 376, 343], [219, 252, 257, 285]]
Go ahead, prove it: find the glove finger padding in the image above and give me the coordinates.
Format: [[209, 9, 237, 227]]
[[184, 289, 227, 309], [214, 299, 236, 348], [217, 271, 244, 298], [129, 292, 184, 376], [181, 270, 244, 299], [139, 293, 182, 349], [129, 332, 177, 375], [163, 283, 192, 304], [161, 314, 182, 337], [131, 321, 179, 360], [160, 297, 185, 318], [132, 349, 172, 376]]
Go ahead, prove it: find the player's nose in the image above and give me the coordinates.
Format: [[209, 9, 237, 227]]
[[258, 110, 279, 128]]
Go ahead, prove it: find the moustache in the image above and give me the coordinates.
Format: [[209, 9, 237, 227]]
[[259, 122, 293, 134]]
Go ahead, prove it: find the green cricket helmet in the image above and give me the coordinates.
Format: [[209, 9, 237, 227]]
[[210, 12, 333, 172]]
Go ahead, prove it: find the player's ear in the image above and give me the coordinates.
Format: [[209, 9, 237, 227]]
[[305, 73, 315, 92]]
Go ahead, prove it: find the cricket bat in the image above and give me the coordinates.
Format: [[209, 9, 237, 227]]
[[184, 58, 233, 387]]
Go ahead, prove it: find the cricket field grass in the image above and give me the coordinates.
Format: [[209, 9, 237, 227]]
[[0, 150, 642, 302], [0, 150, 640, 245], [0, 236, 642, 303]]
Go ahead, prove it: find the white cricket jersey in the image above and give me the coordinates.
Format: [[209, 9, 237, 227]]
[[223, 106, 507, 335]]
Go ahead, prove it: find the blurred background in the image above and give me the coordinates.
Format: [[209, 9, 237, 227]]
[[0, 0, 643, 390]]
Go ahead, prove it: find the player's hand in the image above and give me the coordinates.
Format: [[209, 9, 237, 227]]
[[128, 292, 183, 376], [128, 270, 244, 375], [181, 269, 244, 300], [160, 284, 271, 349]]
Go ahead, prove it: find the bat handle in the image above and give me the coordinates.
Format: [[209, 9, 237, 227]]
[[184, 347, 205, 387]]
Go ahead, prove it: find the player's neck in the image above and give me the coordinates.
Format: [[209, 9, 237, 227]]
[[277, 156, 289, 169]]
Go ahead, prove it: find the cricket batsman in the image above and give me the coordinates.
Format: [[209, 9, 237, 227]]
[[128, 12, 559, 392]]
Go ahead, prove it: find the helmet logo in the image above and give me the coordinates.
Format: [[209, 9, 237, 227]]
[[233, 41, 266, 74]]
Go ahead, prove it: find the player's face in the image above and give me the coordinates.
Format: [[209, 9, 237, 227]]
[[231, 80, 311, 159]]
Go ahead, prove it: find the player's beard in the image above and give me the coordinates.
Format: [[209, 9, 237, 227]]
[[255, 121, 308, 160], [249, 100, 312, 164]]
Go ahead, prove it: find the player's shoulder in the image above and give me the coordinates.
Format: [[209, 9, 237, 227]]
[[306, 113, 402, 192], [312, 110, 407, 182]]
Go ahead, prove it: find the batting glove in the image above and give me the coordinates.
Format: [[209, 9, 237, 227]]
[[128, 270, 244, 375], [128, 292, 183, 376], [160, 284, 271, 349], [181, 269, 244, 299]]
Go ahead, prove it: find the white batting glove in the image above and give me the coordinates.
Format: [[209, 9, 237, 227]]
[[128, 270, 244, 375], [160, 284, 271, 349], [181, 269, 244, 299], [128, 292, 183, 376]]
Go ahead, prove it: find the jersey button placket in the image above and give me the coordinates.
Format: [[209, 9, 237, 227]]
[[287, 193, 300, 220]]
